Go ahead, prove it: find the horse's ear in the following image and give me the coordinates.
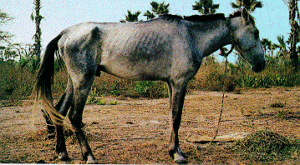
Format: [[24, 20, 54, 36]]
[[241, 8, 250, 23]]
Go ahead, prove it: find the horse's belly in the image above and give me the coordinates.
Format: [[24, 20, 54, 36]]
[[99, 59, 170, 81]]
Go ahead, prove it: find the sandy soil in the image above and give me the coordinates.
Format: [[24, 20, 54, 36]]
[[1, 87, 300, 164]]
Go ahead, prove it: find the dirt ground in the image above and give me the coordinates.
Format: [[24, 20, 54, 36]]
[[1, 87, 300, 164]]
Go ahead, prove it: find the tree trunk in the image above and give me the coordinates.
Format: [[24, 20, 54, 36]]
[[34, 0, 42, 61], [289, 0, 298, 72]]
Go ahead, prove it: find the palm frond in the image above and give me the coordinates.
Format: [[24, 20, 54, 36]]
[[231, 2, 241, 9]]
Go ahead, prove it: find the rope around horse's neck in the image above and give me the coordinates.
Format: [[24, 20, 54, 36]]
[[210, 55, 229, 144]]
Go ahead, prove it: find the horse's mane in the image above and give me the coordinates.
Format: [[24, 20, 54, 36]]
[[184, 13, 225, 22], [158, 13, 226, 22], [158, 14, 183, 22], [158, 10, 253, 23], [229, 11, 242, 18]]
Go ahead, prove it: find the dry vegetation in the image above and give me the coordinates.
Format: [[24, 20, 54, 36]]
[[2, 56, 300, 102], [1, 87, 300, 164]]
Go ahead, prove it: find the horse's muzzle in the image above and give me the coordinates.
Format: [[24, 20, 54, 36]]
[[252, 60, 266, 73]]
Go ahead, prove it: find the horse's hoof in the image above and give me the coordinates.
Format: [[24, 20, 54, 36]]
[[174, 153, 188, 164], [58, 151, 70, 161], [86, 155, 97, 164]]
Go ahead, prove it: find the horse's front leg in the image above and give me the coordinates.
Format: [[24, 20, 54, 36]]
[[168, 81, 188, 164]]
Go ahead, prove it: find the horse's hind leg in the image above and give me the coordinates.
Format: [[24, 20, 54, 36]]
[[68, 71, 97, 163], [55, 77, 73, 116], [41, 77, 73, 140], [41, 109, 56, 138], [55, 77, 74, 160]]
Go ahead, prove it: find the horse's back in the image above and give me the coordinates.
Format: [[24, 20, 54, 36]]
[[58, 20, 196, 81]]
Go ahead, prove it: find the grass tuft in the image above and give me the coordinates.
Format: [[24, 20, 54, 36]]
[[271, 102, 285, 108], [230, 130, 300, 162]]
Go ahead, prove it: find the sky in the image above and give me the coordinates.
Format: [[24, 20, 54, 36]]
[[0, 0, 291, 62]]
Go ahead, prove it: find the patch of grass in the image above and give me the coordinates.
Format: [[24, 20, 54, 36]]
[[109, 101, 117, 105], [269, 102, 288, 120], [96, 99, 106, 105], [87, 88, 107, 105], [230, 130, 300, 162], [271, 102, 285, 108], [276, 109, 288, 120], [87, 87, 98, 104]]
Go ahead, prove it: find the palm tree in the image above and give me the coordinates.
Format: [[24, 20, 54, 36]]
[[120, 10, 141, 22], [0, 10, 13, 43], [31, 0, 43, 62], [0, 10, 12, 24], [144, 10, 156, 20], [276, 35, 288, 59], [267, 41, 279, 57], [193, 0, 220, 14], [151, 1, 169, 15], [261, 38, 271, 55], [261, 38, 279, 58], [231, 0, 263, 12], [144, 1, 170, 20]]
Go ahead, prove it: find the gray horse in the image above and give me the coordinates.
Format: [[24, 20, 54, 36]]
[[35, 9, 265, 163]]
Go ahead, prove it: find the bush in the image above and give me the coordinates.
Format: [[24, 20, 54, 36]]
[[190, 56, 238, 92], [0, 60, 35, 100], [91, 73, 168, 99], [134, 81, 168, 98], [192, 55, 300, 91]]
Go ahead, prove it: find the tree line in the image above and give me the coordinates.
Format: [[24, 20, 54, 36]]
[[0, 0, 42, 72], [0, 0, 299, 72]]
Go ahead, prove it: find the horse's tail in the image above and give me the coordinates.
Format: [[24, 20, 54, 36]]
[[34, 34, 65, 126]]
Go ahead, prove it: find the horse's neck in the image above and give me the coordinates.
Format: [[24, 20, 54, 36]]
[[188, 20, 231, 57]]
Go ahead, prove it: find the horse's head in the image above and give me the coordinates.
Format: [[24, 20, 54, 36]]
[[229, 9, 266, 72]]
